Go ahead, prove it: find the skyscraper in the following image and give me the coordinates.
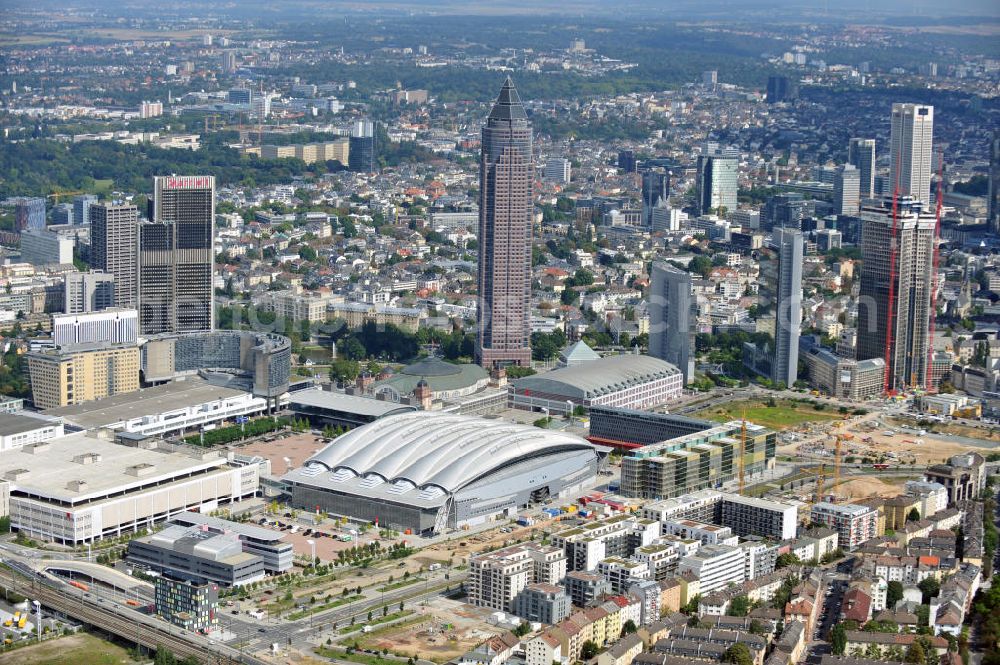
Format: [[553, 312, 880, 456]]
[[13, 197, 45, 231], [766, 76, 797, 104], [857, 202, 936, 392], [475, 77, 533, 369], [348, 120, 376, 173], [847, 138, 876, 199], [989, 132, 1000, 236], [91, 202, 138, 310], [695, 147, 738, 216], [618, 150, 637, 173], [771, 228, 803, 388], [649, 262, 694, 384], [140, 175, 215, 335], [889, 103, 934, 205], [833, 164, 861, 216], [72, 194, 98, 227], [641, 169, 670, 228]]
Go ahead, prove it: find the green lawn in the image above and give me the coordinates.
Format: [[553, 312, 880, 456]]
[[288, 594, 362, 620], [376, 577, 423, 593], [316, 646, 407, 665], [338, 610, 414, 635], [694, 399, 843, 430]]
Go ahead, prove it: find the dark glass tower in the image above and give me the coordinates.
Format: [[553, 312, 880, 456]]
[[140, 176, 215, 334], [476, 77, 533, 369]]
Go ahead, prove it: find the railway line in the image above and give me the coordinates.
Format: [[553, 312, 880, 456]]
[[0, 568, 267, 665]]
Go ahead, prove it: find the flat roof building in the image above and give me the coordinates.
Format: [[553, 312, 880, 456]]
[[0, 413, 64, 452], [810, 502, 879, 550], [168, 511, 293, 573], [0, 433, 258, 545], [719, 493, 798, 541], [289, 387, 417, 430], [43, 377, 269, 438], [128, 523, 266, 587]]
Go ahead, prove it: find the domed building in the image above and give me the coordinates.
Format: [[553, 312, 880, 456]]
[[371, 357, 489, 403]]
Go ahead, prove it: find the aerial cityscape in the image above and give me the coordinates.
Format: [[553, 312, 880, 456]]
[[0, 1, 999, 665]]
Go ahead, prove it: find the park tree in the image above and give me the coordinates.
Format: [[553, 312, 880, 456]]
[[907, 508, 921, 522], [729, 595, 751, 617]]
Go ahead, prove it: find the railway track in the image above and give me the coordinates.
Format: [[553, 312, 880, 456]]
[[0, 569, 266, 665]]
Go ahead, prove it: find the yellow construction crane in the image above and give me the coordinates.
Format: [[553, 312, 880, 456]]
[[46, 190, 86, 204], [832, 434, 844, 502], [813, 464, 826, 505]]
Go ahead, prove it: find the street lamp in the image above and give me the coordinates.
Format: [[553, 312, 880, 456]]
[[306, 539, 315, 568]]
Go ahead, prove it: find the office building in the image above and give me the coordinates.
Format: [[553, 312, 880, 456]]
[[13, 197, 45, 231], [513, 584, 572, 624], [228, 88, 251, 105], [469, 542, 568, 612], [72, 194, 98, 226], [809, 503, 878, 550], [766, 76, 797, 104], [348, 120, 375, 173], [618, 150, 637, 173], [620, 422, 776, 499], [587, 406, 715, 450], [703, 70, 718, 88], [815, 229, 842, 252], [91, 202, 139, 310], [26, 343, 140, 409], [64, 271, 115, 314], [52, 308, 138, 346], [677, 544, 745, 594], [475, 77, 534, 369], [127, 524, 266, 587], [168, 511, 293, 573], [924, 453, 986, 505], [990, 133, 1000, 235], [544, 158, 572, 184], [718, 494, 798, 541], [154, 575, 218, 633], [803, 348, 885, 400], [764, 193, 807, 231], [642, 169, 670, 227], [141, 330, 291, 403], [649, 262, 695, 384], [141, 175, 215, 335], [19, 228, 73, 266], [889, 104, 934, 205], [856, 202, 936, 391], [695, 148, 738, 216], [848, 138, 876, 198], [834, 164, 861, 216], [772, 228, 803, 387], [1, 432, 259, 545]]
